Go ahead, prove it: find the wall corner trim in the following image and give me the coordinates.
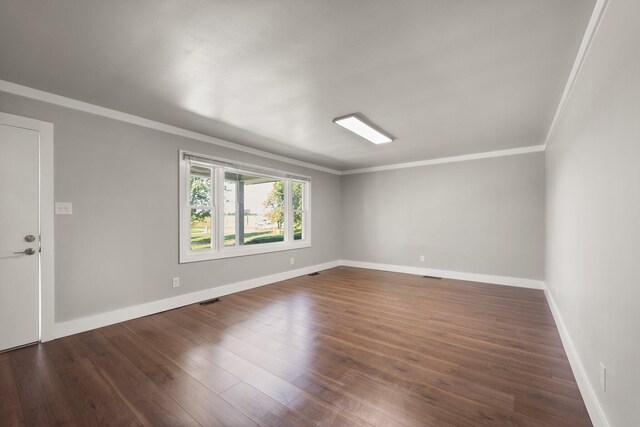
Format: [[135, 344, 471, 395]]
[[339, 260, 545, 289], [44, 260, 340, 341], [544, 289, 610, 427], [543, 0, 610, 149], [0, 80, 551, 175], [341, 145, 546, 175]]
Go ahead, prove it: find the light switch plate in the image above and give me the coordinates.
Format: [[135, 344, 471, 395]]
[[55, 202, 73, 215]]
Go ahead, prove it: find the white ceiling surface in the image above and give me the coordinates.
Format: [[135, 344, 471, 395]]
[[0, 0, 595, 171]]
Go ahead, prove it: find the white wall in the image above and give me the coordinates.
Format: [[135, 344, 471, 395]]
[[341, 152, 545, 280], [545, 0, 640, 425], [0, 92, 342, 323], [4, 5, 638, 420]]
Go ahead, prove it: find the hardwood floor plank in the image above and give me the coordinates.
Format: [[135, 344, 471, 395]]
[[53, 357, 144, 426], [291, 372, 430, 427], [163, 307, 306, 382], [200, 308, 576, 424], [0, 353, 25, 427], [219, 382, 314, 427], [9, 345, 82, 426], [123, 316, 241, 394], [292, 371, 464, 427], [81, 331, 201, 427], [0, 267, 591, 426], [206, 295, 518, 412], [151, 312, 306, 406], [105, 328, 257, 426], [103, 328, 189, 387], [224, 285, 567, 356], [162, 374, 259, 426], [286, 389, 374, 427]]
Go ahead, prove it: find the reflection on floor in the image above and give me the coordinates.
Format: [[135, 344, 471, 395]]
[[0, 266, 591, 426]]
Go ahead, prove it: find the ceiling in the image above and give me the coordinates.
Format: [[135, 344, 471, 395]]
[[0, 0, 595, 171]]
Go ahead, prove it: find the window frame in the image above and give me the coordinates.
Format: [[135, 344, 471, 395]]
[[291, 179, 308, 241], [187, 164, 215, 252], [179, 150, 311, 263]]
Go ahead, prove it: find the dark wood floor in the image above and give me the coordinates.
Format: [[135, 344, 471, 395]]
[[0, 266, 591, 426]]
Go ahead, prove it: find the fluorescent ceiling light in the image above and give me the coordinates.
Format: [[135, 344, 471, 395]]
[[333, 114, 394, 144]]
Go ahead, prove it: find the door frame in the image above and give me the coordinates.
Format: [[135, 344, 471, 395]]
[[0, 112, 54, 342]]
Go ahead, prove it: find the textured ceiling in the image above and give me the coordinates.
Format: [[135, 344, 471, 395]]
[[0, 0, 595, 170]]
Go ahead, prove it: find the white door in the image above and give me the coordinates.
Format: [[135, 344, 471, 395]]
[[0, 122, 40, 351]]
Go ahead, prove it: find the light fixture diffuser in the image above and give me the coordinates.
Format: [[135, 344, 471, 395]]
[[333, 113, 394, 144]]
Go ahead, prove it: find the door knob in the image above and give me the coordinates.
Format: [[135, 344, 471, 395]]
[[24, 234, 36, 242], [14, 248, 36, 255]]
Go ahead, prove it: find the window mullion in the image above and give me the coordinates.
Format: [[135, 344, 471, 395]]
[[235, 180, 242, 246], [303, 181, 310, 242], [183, 160, 192, 257], [209, 167, 215, 252], [215, 167, 225, 252], [284, 179, 292, 243]]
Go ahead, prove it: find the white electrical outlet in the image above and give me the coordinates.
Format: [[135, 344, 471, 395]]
[[600, 363, 607, 392], [172, 277, 180, 288], [420, 255, 425, 262], [290, 257, 295, 265]]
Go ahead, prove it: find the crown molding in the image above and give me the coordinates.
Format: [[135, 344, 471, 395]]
[[341, 145, 545, 175], [1, 80, 549, 176], [0, 79, 343, 175], [543, 0, 610, 149]]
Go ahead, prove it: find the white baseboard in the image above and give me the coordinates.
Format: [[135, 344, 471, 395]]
[[339, 260, 545, 289], [544, 289, 609, 427], [45, 260, 543, 341], [44, 260, 340, 341], [44, 257, 603, 427], [342, 259, 607, 425]]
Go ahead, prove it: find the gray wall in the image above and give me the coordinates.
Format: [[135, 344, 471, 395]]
[[341, 152, 545, 280], [0, 92, 342, 323], [546, 0, 640, 424]]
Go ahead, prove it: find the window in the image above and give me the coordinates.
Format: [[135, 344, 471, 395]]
[[180, 151, 311, 262], [292, 180, 306, 240], [189, 165, 214, 251]]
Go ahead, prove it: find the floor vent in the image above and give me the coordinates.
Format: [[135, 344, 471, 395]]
[[308, 272, 320, 276], [423, 275, 442, 280], [199, 298, 221, 306]]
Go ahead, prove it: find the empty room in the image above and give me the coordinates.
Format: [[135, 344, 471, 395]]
[[0, 0, 638, 426]]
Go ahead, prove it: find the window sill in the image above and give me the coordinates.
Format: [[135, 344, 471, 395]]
[[179, 240, 311, 264]]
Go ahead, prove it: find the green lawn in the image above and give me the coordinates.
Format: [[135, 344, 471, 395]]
[[191, 228, 302, 250]]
